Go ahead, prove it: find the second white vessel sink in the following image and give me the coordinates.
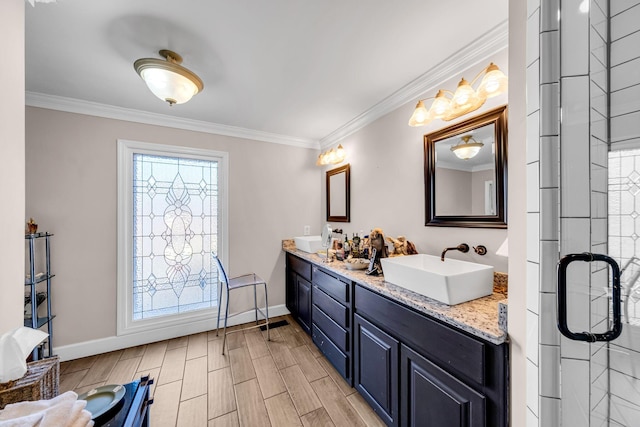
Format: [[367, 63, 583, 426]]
[[380, 254, 494, 305], [294, 236, 323, 253]]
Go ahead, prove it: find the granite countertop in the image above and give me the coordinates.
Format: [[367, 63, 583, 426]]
[[283, 240, 508, 345]]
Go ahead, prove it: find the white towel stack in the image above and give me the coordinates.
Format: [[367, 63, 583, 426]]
[[0, 391, 93, 427]]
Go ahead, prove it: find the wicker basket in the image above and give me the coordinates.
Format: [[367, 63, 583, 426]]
[[0, 357, 59, 409]]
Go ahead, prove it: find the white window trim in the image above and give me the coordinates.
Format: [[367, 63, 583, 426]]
[[116, 139, 229, 337]]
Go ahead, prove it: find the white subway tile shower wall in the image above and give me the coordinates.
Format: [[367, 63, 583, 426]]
[[526, 1, 545, 423]]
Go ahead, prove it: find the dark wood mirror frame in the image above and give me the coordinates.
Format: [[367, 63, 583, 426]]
[[326, 164, 350, 222], [424, 105, 508, 228]]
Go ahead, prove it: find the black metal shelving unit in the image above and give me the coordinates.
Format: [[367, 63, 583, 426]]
[[25, 232, 55, 360]]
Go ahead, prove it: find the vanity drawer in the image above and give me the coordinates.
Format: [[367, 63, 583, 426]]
[[312, 305, 349, 353], [355, 285, 486, 386], [312, 285, 349, 329], [312, 267, 349, 303], [312, 324, 350, 380], [288, 254, 311, 282]]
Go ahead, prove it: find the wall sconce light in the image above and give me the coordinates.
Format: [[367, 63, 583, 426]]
[[134, 50, 204, 106], [316, 145, 346, 166], [451, 135, 484, 160], [408, 62, 507, 127]]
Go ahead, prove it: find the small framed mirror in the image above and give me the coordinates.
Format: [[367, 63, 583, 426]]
[[326, 164, 350, 222], [424, 106, 507, 228]]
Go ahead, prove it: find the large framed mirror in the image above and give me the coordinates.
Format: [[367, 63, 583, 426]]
[[326, 164, 350, 222], [424, 105, 507, 228]]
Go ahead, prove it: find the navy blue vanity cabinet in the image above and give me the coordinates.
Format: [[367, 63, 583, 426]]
[[286, 254, 312, 334], [354, 284, 508, 427], [311, 265, 353, 384]]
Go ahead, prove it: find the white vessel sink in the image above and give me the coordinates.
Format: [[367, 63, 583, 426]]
[[380, 254, 494, 305], [294, 236, 323, 253]]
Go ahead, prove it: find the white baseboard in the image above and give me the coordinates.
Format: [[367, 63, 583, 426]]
[[54, 305, 290, 362]]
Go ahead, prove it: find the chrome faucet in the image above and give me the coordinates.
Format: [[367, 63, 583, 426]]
[[441, 243, 470, 261]]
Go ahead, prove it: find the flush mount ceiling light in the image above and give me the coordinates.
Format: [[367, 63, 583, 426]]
[[451, 135, 484, 160], [134, 49, 204, 106], [408, 62, 508, 126]]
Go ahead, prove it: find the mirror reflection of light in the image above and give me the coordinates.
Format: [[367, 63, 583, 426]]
[[579, 0, 589, 13]]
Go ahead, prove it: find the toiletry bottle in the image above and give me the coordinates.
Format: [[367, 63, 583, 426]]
[[344, 234, 350, 256], [352, 233, 361, 258]]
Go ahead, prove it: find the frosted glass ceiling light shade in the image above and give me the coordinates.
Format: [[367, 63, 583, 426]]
[[446, 78, 483, 119], [451, 78, 476, 108], [408, 100, 431, 127], [335, 144, 346, 162], [134, 50, 204, 106], [408, 62, 507, 126], [477, 63, 508, 99], [450, 135, 484, 160], [429, 90, 452, 119]]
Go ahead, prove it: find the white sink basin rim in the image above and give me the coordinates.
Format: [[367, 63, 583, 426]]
[[380, 254, 494, 305]]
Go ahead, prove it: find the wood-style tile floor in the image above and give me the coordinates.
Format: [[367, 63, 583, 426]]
[[59, 315, 385, 427]]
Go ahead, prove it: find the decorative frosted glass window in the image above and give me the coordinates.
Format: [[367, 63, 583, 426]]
[[132, 153, 219, 320], [118, 140, 228, 336]]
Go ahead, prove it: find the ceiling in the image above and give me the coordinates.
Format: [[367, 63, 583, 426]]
[[25, 0, 508, 146]]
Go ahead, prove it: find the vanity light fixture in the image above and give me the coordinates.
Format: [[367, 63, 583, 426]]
[[450, 135, 484, 160], [134, 50, 204, 106], [316, 144, 346, 166], [408, 62, 508, 126]]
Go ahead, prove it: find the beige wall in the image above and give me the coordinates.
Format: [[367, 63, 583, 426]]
[[508, 0, 528, 425], [25, 107, 321, 348], [0, 0, 25, 335], [322, 48, 509, 272]]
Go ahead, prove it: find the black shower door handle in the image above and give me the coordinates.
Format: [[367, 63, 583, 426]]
[[557, 253, 622, 342]]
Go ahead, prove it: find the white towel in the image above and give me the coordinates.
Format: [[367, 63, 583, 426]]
[[0, 391, 93, 427]]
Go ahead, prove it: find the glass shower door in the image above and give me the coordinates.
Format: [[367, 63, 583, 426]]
[[555, 1, 640, 425]]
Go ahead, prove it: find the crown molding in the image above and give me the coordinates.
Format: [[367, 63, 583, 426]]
[[319, 20, 509, 149], [26, 92, 320, 150]]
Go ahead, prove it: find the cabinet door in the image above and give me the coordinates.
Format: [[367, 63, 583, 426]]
[[296, 276, 312, 334], [401, 344, 486, 427], [354, 314, 399, 426]]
